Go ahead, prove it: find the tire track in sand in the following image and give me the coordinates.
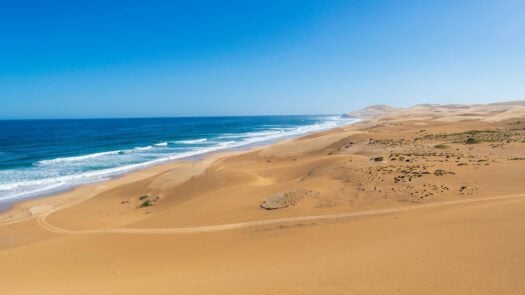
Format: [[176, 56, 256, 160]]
[[36, 193, 525, 235]]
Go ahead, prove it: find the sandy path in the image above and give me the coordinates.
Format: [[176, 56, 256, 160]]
[[36, 193, 525, 235]]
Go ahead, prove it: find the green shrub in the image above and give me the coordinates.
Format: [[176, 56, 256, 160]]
[[465, 138, 481, 144], [139, 200, 153, 208]]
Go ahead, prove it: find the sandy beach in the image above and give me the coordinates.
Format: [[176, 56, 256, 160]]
[[1, 101, 525, 294]]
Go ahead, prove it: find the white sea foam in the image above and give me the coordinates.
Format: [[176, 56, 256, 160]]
[[176, 138, 208, 144], [37, 150, 123, 165], [154, 142, 169, 147], [216, 134, 243, 139], [133, 145, 154, 151], [218, 141, 236, 146], [0, 142, 244, 200], [37, 145, 156, 166]]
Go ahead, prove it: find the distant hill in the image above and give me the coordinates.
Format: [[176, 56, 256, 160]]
[[342, 100, 525, 122], [342, 104, 399, 119]]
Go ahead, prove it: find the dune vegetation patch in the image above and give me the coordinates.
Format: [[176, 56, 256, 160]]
[[465, 137, 481, 144], [418, 128, 524, 145], [459, 129, 513, 143], [139, 200, 153, 208], [136, 195, 160, 208]]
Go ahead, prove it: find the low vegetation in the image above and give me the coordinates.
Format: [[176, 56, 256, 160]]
[[465, 138, 481, 144], [418, 128, 524, 144], [139, 200, 153, 208], [371, 156, 383, 162], [135, 194, 160, 209], [461, 130, 496, 135]]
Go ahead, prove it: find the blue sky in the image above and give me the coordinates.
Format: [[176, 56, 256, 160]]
[[1, 0, 524, 119]]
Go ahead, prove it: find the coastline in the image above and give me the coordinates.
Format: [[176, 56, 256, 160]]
[[1, 102, 525, 294], [0, 115, 352, 205], [0, 119, 358, 224]]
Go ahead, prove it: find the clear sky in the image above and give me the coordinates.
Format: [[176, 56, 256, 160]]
[[1, 0, 524, 119]]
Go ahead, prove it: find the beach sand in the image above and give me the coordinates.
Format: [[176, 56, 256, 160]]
[[1, 101, 525, 294]]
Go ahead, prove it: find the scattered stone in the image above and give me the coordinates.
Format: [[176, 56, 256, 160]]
[[260, 190, 320, 210]]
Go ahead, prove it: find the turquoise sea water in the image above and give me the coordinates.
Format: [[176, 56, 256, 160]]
[[0, 115, 354, 204]]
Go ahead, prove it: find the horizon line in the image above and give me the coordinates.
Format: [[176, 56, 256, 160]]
[[0, 113, 343, 121]]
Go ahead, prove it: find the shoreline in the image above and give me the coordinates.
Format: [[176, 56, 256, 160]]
[[0, 115, 354, 206], [0, 150, 234, 225], [0, 120, 359, 223]]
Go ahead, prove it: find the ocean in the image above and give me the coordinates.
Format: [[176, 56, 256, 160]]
[[0, 115, 354, 205]]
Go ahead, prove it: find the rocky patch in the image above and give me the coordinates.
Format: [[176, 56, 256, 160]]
[[260, 189, 321, 210]]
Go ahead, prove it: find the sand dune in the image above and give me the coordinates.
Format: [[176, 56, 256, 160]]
[[1, 101, 525, 294]]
